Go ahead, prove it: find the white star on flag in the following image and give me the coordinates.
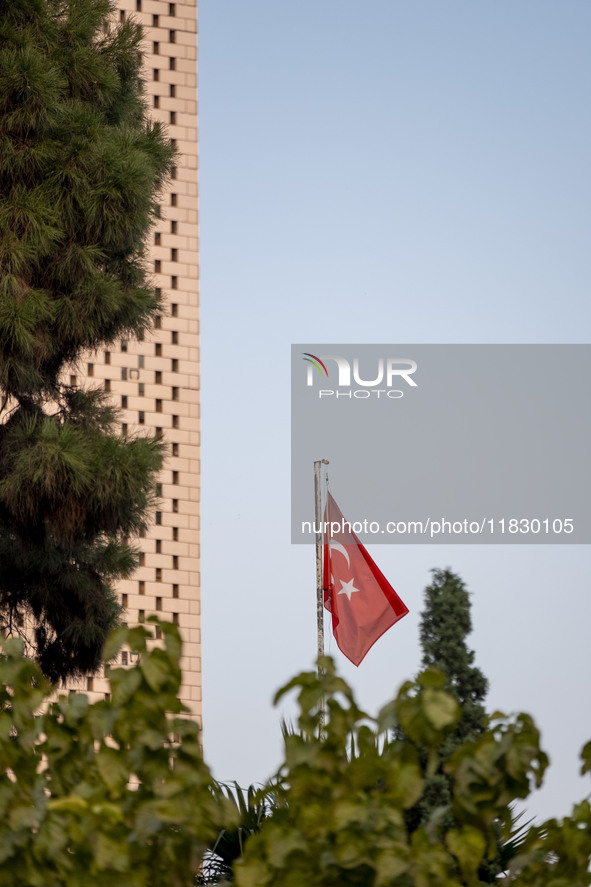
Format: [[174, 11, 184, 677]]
[[338, 578, 360, 601]]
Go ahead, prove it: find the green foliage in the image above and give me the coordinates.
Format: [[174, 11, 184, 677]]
[[0, 621, 229, 887], [0, 0, 173, 678], [198, 782, 279, 884], [0, 630, 590, 884], [232, 658, 562, 887]]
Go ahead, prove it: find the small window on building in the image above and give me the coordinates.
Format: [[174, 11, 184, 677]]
[[138, 411, 144, 424], [87, 362, 94, 376], [120, 9, 125, 21], [136, 0, 141, 10], [171, 442, 179, 457], [121, 340, 127, 352], [70, 375, 77, 387], [153, 42, 159, 54], [172, 470, 179, 485], [139, 610, 145, 623], [138, 382, 144, 396], [156, 597, 162, 611], [139, 553, 145, 567], [104, 379, 111, 393], [156, 568, 162, 582], [155, 370, 162, 384], [122, 423, 127, 435], [170, 165, 177, 180], [154, 95, 160, 109], [138, 355, 144, 369], [172, 499, 178, 513], [122, 651, 128, 665], [155, 626, 162, 639], [155, 399, 163, 412], [121, 394, 127, 408], [172, 584, 179, 598], [153, 68, 159, 81], [152, 14, 159, 25], [169, 3, 176, 15], [172, 357, 178, 371], [155, 316, 162, 329], [156, 482, 162, 497], [171, 220, 177, 235], [172, 387, 179, 401], [170, 193, 177, 206], [105, 693, 111, 701], [156, 540, 162, 554], [122, 594, 128, 608], [139, 580, 145, 594], [172, 415, 179, 429], [172, 613, 179, 625], [155, 259, 161, 273], [170, 57, 176, 71], [171, 276, 178, 289], [171, 331, 178, 345], [172, 527, 178, 542], [154, 232, 161, 246], [169, 30, 176, 43], [155, 512, 162, 526], [172, 555, 179, 570], [170, 111, 176, 125], [104, 351, 111, 364], [121, 368, 127, 381], [87, 677, 94, 692], [155, 343, 162, 356]]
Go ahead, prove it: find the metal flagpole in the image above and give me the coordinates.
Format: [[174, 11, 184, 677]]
[[314, 459, 329, 735]]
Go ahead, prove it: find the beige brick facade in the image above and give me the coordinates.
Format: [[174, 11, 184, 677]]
[[75, 0, 201, 720]]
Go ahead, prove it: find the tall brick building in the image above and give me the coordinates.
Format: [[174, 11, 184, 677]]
[[76, 0, 201, 719]]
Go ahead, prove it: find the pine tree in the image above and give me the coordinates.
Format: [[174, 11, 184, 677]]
[[0, 0, 173, 681]]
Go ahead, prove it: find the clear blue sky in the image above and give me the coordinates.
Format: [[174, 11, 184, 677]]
[[198, 1, 591, 822]]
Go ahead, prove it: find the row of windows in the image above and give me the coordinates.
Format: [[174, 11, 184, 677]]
[[137, 581, 180, 597], [93, 355, 179, 379], [122, 7, 177, 22], [120, 411, 180, 429], [118, 367, 180, 383], [138, 554, 180, 569], [122, 593, 179, 610]]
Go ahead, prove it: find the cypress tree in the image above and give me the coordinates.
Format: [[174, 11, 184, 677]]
[[405, 568, 489, 832], [420, 567, 488, 749], [0, 0, 173, 681]]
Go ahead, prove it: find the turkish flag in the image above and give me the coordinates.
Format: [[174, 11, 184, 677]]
[[323, 492, 408, 666]]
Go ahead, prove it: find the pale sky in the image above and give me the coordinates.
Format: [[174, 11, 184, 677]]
[[198, 1, 591, 822]]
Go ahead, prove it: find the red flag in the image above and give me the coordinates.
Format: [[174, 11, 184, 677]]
[[323, 492, 408, 666]]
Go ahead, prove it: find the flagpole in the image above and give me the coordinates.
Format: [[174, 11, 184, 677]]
[[314, 459, 328, 734]]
